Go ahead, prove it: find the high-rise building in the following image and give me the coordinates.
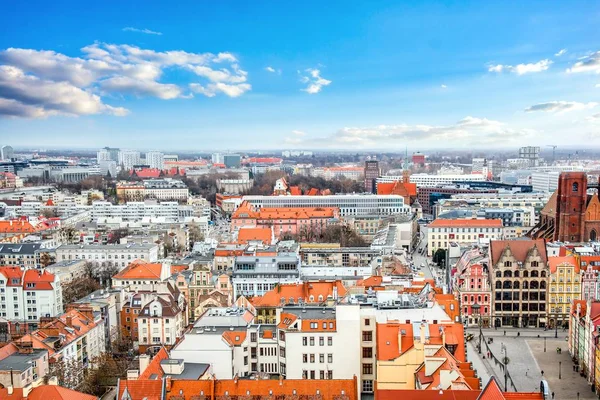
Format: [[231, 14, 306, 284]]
[[212, 153, 224, 164], [519, 146, 540, 167], [118, 150, 141, 171], [96, 148, 111, 162], [223, 154, 241, 168], [364, 160, 380, 193], [0, 145, 14, 161], [412, 152, 425, 165], [145, 151, 165, 170]]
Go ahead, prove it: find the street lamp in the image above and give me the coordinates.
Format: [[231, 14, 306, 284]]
[[555, 315, 558, 339], [472, 303, 482, 354], [501, 343, 508, 392], [559, 361, 562, 380]]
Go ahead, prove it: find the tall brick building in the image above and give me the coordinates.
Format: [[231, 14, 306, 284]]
[[532, 172, 600, 242], [364, 160, 380, 193]]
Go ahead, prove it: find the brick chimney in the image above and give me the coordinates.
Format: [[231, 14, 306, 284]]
[[66, 316, 72, 328]]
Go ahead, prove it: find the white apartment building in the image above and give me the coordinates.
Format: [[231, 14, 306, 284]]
[[447, 192, 551, 209], [97, 148, 112, 162], [232, 255, 301, 298], [242, 194, 410, 217], [311, 167, 363, 181], [531, 171, 559, 192], [427, 219, 504, 256], [378, 173, 485, 188], [55, 243, 159, 269], [119, 150, 141, 170], [98, 160, 117, 177], [170, 304, 361, 382], [144, 179, 189, 202], [0, 268, 63, 321], [145, 151, 165, 170], [92, 201, 180, 221], [138, 296, 185, 349]]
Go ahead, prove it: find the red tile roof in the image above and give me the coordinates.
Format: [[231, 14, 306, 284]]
[[377, 389, 480, 400], [222, 330, 247, 346], [165, 378, 358, 400], [490, 239, 548, 266], [237, 227, 272, 244], [232, 201, 338, 220], [572, 299, 587, 317], [132, 168, 162, 178], [253, 281, 347, 307], [117, 379, 162, 400], [23, 269, 56, 290], [139, 347, 169, 380], [429, 219, 503, 227], [0, 385, 98, 400], [549, 255, 579, 273], [113, 260, 163, 280]]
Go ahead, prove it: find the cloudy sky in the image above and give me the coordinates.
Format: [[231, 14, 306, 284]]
[[1, 1, 600, 150]]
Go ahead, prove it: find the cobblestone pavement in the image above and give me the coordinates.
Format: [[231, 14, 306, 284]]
[[466, 329, 595, 399]]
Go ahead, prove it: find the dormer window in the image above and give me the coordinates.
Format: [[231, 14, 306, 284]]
[[573, 182, 579, 192]]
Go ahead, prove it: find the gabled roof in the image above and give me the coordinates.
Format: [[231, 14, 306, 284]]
[[572, 299, 587, 317], [117, 379, 162, 400], [139, 347, 169, 380], [548, 255, 579, 273], [490, 239, 547, 266], [540, 191, 557, 217], [23, 269, 56, 290], [113, 260, 163, 280], [376, 390, 480, 400]]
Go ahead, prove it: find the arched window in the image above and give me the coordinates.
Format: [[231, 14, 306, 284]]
[[309, 295, 314, 302], [541, 271, 547, 278], [495, 281, 502, 289], [496, 271, 502, 278], [503, 270, 513, 278], [573, 182, 579, 192], [591, 230, 597, 242], [503, 281, 512, 289], [523, 281, 529, 289], [513, 281, 520, 289], [523, 271, 529, 278], [531, 271, 539, 278], [514, 270, 520, 277], [540, 281, 547, 289], [530, 281, 539, 289], [318, 295, 324, 302]]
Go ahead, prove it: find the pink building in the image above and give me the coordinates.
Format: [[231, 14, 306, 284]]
[[231, 201, 339, 240], [455, 263, 492, 327]]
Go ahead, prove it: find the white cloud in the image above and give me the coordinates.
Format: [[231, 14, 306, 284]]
[[122, 27, 163, 36], [0, 65, 128, 118], [300, 68, 331, 94], [0, 43, 250, 117], [291, 130, 305, 136], [265, 66, 282, 75], [555, 49, 567, 57], [567, 51, 600, 74], [586, 113, 600, 123], [525, 101, 598, 113], [488, 59, 552, 75], [440, 84, 447, 89], [99, 76, 182, 99], [189, 82, 251, 98], [285, 116, 533, 148]]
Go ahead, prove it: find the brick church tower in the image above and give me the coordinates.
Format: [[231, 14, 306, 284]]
[[556, 172, 587, 242]]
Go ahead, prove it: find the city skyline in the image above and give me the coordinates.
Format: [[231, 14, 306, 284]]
[[1, 1, 600, 150]]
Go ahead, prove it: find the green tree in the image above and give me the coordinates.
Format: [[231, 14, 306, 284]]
[[433, 248, 447, 267]]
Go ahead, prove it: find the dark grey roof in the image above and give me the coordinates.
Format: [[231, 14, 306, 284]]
[[0, 243, 42, 254], [0, 349, 47, 372]]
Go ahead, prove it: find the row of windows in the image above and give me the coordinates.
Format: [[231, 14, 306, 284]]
[[302, 336, 333, 346], [302, 353, 334, 363], [302, 370, 334, 380]]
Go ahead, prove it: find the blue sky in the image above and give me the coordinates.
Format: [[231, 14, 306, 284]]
[[1, 1, 599, 151]]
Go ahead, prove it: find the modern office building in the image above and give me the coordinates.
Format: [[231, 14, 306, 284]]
[[242, 194, 410, 217], [519, 146, 540, 167], [232, 255, 301, 298], [364, 160, 380, 193], [378, 173, 485, 188], [223, 154, 241, 168], [0, 145, 14, 161]]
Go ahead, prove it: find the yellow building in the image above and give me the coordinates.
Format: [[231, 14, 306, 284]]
[[549, 255, 581, 328], [375, 321, 468, 390]]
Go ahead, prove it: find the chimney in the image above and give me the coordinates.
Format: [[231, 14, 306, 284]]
[[66, 316, 72, 328], [397, 327, 403, 350], [22, 384, 33, 398], [165, 376, 172, 391], [7, 385, 13, 395], [333, 286, 338, 300], [441, 326, 446, 347], [419, 322, 426, 344], [139, 354, 150, 374]]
